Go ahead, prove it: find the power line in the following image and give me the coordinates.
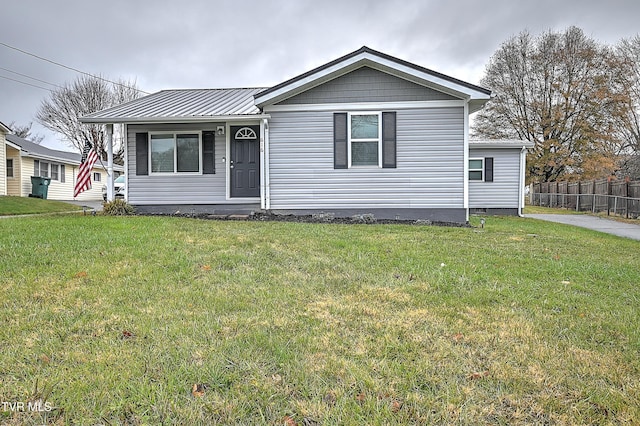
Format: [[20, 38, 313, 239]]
[[0, 66, 64, 89], [0, 41, 150, 94], [0, 74, 52, 91]]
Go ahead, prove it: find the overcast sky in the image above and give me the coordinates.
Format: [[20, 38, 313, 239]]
[[1, 0, 639, 151]]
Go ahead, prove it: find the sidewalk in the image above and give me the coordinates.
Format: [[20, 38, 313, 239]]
[[525, 214, 640, 241], [64, 200, 103, 211]]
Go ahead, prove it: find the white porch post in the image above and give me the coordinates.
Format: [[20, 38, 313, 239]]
[[260, 118, 270, 210], [106, 123, 114, 202]]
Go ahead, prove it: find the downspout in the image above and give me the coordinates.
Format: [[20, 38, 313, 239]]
[[518, 145, 527, 217]]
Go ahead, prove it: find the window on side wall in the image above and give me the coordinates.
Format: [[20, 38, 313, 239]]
[[51, 164, 59, 181], [469, 158, 484, 181], [34, 160, 50, 178], [349, 113, 381, 167], [150, 133, 201, 174], [6, 159, 13, 178], [93, 172, 101, 182]]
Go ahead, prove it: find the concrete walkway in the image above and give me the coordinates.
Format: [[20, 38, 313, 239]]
[[525, 214, 640, 241], [64, 200, 103, 211]]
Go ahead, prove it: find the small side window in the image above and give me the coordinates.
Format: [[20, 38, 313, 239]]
[[51, 164, 59, 181], [6, 159, 14, 178], [93, 172, 101, 182], [469, 158, 484, 181]]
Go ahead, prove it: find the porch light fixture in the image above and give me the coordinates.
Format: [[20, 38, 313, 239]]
[[216, 126, 225, 136]]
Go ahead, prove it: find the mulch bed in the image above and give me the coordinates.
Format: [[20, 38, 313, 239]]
[[144, 211, 470, 228]]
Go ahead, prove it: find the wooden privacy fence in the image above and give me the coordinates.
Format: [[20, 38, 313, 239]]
[[530, 179, 640, 218]]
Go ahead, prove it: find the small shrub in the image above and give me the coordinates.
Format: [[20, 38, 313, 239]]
[[102, 199, 135, 216]]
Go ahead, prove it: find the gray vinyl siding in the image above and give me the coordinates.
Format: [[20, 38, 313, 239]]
[[127, 123, 229, 205], [468, 148, 521, 208], [279, 67, 458, 105], [268, 107, 465, 210]]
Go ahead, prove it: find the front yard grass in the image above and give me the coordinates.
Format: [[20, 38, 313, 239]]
[[1, 215, 639, 424], [0, 196, 81, 216]]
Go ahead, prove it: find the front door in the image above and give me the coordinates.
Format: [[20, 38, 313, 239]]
[[230, 125, 260, 198]]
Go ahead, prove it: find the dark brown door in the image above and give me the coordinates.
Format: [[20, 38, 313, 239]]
[[230, 125, 260, 198]]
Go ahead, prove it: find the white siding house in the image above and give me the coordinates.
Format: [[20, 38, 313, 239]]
[[5, 134, 123, 201], [469, 140, 534, 216], [0, 121, 9, 196], [81, 46, 530, 223]]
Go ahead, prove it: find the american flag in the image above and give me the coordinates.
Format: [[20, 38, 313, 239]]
[[73, 140, 99, 198]]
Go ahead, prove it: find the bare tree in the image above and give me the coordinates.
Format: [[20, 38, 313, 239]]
[[472, 27, 627, 182], [613, 36, 640, 155], [8, 121, 45, 144], [36, 75, 141, 162]]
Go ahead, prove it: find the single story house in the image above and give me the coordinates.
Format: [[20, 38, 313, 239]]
[[4, 133, 123, 201], [82, 46, 532, 222], [0, 121, 10, 196]]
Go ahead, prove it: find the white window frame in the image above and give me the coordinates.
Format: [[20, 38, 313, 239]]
[[51, 164, 59, 181], [93, 172, 102, 182], [148, 132, 203, 175], [469, 158, 484, 181], [347, 111, 382, 168], [34, 160, 65, 180]]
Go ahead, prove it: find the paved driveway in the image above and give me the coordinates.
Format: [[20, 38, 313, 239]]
[[525, 214, 640, 241], [64, 200, 103, 211]]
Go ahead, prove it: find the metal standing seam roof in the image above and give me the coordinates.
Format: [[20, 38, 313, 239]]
[[81, 88, 268, 123]]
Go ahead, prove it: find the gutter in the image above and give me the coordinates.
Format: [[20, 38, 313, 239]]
[[518, 145, 527, 217]]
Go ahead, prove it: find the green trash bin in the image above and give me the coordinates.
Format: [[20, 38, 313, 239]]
[[29, 176, 52, 199]]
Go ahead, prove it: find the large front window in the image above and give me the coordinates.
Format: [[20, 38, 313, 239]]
[[349, 113, 381, 167], [150, 133, 200, 173]]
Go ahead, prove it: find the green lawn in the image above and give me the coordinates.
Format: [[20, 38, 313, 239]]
[[0, 196, 82, 215], [1, 215, 638, 425]]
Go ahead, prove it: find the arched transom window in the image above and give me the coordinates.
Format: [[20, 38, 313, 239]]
[[235, 127, 257, 139]]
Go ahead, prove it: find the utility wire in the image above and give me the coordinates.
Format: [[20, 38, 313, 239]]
[[0, 41, 150, 94], [0, 66, 64, 89], [0, 74, 51, 91]]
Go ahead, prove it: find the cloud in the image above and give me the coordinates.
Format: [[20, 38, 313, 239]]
[[1, 0, 638, 150]]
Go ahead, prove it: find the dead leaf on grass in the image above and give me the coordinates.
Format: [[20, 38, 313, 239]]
[[452, 333, 464, 342], [282, 415, 297, 426], [200, 264, 212, 271], [191, 383, 208, 397], [121, 330, 134, 339], [355, 392, 366, 404], [391, 400, 403, 413], [39, 354, 50, 364], [468, 371, 490, 380], [74, 271, 88, 278]]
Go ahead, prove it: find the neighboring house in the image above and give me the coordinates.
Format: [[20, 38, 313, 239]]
[[82, 46, 530, 222], [469, 140, 534, 216], [0, 121, 10, 196], [4, 134, 123, 201]]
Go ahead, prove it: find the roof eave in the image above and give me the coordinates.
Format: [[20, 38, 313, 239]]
[[0, 121, 11, 133], [469, 140, 535, 149], [80, 114, 270, 124]]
